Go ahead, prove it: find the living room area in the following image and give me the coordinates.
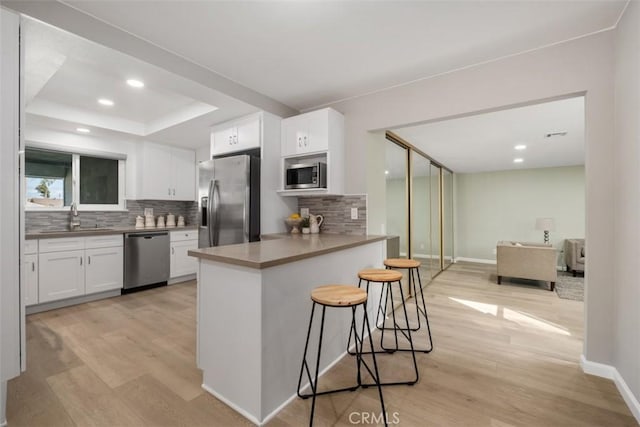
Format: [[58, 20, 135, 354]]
[[383, 96, 586, 299]]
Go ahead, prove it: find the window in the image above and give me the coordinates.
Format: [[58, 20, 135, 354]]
[[25, 149, 72, 208], [79, 156, 119, 205], [25, 147, 125, 210]]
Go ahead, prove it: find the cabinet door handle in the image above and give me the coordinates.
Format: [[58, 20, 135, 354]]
[[80, 257, 83, 266], [229, 135, 233, 145], [31, 262, 35, 272], [88, 256, 91, 265], [172, 247, 175, 255], [298, 137, 302, 148], [234, 135, 238, 144], [168, 188, 171, 195], [173, 188, 176, 196], [304, 136, 308, 147]]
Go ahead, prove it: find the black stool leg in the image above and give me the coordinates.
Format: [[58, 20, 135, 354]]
[[380, 266, 420, 332], [414, 267, 433, 353], [297, 302, 317, 400], [361, 306, 388, 427], [397, 280, 419, 385]]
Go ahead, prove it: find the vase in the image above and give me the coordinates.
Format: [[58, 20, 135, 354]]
[[302, 227, 310, 234]]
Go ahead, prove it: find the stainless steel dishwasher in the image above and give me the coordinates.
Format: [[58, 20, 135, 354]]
[[124, 231, 170, 292]]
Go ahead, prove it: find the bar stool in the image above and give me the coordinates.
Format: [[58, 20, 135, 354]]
[[297, 285, 386, 427], [382, 258, 433, 353], [350, 269, 419, 386]]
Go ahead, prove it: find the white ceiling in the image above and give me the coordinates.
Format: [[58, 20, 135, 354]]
[[21, 2, 620, 153], [62, 0, 626, 111], [23, 17, 259, 148], [392, 96, 585, 174]]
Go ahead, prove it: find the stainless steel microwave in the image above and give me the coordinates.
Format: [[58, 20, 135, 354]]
[[285, 162, 327, 189]]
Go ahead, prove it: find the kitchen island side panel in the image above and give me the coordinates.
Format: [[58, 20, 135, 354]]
[[260, 240, 385, 421], [198, 261, 263, 423]]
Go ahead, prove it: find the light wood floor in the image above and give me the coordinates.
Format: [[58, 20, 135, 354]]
[[7, 263, 638, 426]]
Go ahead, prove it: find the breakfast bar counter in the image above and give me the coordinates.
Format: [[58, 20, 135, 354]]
[[188, 233, 386, 268], [189, 233, 386, 425]]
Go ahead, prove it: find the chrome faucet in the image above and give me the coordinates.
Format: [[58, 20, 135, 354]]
[[69, 202, 81, 230]]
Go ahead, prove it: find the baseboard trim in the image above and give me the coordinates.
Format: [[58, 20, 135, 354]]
[[580, 354, 615, 378], [168, 274, 196, 285], [201, 383, 261, 426], [455, 257, 496, 265], [581, 355, 640, 423]]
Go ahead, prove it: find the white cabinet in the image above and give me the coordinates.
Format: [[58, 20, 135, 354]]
[[24, 240, 39, 306], [211, 113, 261, 156], [23, 254, 38, 306], [35, 235, 124, 304], [281, 108, 344, 157], [39, 250, 85, 303], [170, 230, 198, 279], [85, 247, 124, 294], [137, 141, 196, 201], [85, 235, 123, 295], [279, 108, 345, 196], [282, 110, 330, 156]]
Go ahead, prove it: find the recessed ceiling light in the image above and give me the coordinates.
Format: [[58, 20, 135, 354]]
[[385, 170, 389, 175], [126, 79, 145, 88], [98, 98, 114, 106], [514, 158, 524, 163], [514, 144, 527, 150], [76, 127, 90, 133]]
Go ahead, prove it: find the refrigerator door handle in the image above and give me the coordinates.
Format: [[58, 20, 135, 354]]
[[243, 157, 251, 243], [207, 180, 214, 246], [210, 180, 220, 246]]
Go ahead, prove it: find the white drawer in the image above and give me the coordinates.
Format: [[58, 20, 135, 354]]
[[39, 237, 85, 253], [85, 234, 123, 249], [24, 240, 38, 255], [170, 229, 198, 242]]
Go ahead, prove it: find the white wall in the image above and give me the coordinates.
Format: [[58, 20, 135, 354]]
[[613, 0, 640, 415], [326, 30, 615, 368], [455, 166, 585, 262], [0, 8, 21, 425]]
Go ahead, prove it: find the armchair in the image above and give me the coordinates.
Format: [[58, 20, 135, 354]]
[[564, 238, 585, 277]]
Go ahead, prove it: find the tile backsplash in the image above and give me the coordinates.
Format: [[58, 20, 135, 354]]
[[297, 195, 367, 235], [25, 199, 198, 233]]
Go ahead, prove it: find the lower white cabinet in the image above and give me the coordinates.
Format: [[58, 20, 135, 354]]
[[39, 250, 85, 303], [35, 235, 124, 305], [23, 254, 38, 306], [170, 230, 198, 279], [85, 247, 124, 294]]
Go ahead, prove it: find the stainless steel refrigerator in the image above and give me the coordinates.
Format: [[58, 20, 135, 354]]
[[198, 152, 261, 248]]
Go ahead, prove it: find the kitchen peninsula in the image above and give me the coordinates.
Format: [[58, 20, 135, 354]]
[[189, 233, 386, 425]]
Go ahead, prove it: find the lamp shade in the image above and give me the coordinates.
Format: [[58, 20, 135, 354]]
[[535, 217, 556, 231]]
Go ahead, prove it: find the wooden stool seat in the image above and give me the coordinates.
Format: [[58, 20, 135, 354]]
[[311, 285, 367, 307], [358, 268, 403, 283], [384, 258, 421, 269]]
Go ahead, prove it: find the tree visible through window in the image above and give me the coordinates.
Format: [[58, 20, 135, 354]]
[[25, 148, 72, 208]]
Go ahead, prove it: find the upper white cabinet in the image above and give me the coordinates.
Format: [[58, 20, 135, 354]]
[[211, 113, 261, 156], [282, 109, 335, 156], [279, 108, 345, 196], [137, 141, 196, 201]]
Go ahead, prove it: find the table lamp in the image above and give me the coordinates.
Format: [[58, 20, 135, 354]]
[[535, 217, 555, 244]]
